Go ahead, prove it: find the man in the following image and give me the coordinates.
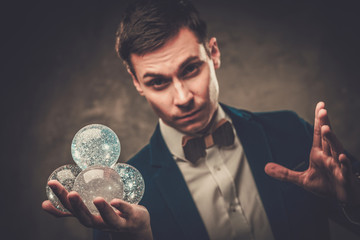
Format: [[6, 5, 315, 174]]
[[42, 0, 360, 239]]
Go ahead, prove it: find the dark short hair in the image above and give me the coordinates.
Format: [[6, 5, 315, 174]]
[[115, 0, 208, 76]]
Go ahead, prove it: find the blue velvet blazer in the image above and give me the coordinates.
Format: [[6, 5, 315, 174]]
[[95, 104, 360, 240]]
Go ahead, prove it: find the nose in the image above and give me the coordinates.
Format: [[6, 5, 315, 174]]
[[173, 80, 194, 108]]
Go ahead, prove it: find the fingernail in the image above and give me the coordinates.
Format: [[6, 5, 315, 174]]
[[50, 185, 57, 191], [95, 200, 105, 209]]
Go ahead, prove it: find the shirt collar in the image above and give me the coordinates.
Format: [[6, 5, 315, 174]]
[[159, 106, 230, 161]]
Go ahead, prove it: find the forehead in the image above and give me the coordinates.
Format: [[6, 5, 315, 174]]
[[130, 28, 207, 78]]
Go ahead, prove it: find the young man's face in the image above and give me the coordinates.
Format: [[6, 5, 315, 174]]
[[129, 28, 221, 135]]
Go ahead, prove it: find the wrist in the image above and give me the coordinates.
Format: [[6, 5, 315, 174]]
[[340, 172, 360, 225], [346, 172, 360, 205], [109, 225, 153, 240], [341, 203, 360, 225]]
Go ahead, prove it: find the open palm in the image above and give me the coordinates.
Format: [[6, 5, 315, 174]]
[[265, 102, 360, 204]]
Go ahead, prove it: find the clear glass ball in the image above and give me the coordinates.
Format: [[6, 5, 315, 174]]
[[46, 164, 82, 212], [73, 165, 124, 214], [112, 163, 145, 204], [71, 124, 121, 170]]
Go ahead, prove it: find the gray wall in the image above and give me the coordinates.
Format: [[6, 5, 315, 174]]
[[3, 0, 360, 239]]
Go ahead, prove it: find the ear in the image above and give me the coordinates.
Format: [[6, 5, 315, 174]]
[[208, 37, 221, 69], [127, 67, 144, 96]]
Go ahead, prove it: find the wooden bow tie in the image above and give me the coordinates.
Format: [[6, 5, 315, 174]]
[[182, 119, 235, 163]]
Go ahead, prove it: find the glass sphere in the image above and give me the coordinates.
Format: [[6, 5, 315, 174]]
[[112, 163, 145, 204], [73, 165, 124, 214], [71, 124, 121, 170], [46, 164, 82, 212]]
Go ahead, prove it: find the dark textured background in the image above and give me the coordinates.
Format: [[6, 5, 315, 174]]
[[2, 0, 360, 239]]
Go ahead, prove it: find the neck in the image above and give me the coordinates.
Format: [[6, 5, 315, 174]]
[[196, 108, 219, 136]]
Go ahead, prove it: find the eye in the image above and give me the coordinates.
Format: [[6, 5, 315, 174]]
[[182, 63, 201, 78], [148, 78, 170, 90]]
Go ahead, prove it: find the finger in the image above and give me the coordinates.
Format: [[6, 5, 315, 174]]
[[111, 199, 133, 218], [320, 125, 331, 156], [42, 200, 72, 217], [265, 162, 303, 186], [68, 191, 98, 228], [322, 125, 344, 161], [318, 109, 332, 155], [319, 108, 331, 128], [48, 180, 73, 212], [94, 197, 125, 230], [313, 101, 325, 148], [339, 153, 353, 176]]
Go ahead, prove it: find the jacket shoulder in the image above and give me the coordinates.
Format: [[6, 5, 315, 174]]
[[126, 144, 152, 168], [224, 104, 313, 136]]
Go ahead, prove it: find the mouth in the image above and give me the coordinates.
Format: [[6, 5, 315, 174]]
[[175, 108, 202, 121]]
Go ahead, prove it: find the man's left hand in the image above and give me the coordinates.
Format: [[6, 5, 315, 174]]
[[265, 101, 360, 205]]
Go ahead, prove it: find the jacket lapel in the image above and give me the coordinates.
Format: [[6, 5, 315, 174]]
[[147, 104, 291, 240], [149, 126, 209, 240], [223, 104, 290, 240]]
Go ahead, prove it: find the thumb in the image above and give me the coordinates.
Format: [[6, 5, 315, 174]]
[[265, 162, 303, 186]]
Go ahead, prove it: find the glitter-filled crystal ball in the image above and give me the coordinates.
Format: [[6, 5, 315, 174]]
[[71, 124, 121, 170], [73, 165, 124, 214], [46, 164, 82, 212], [112, 163, 145, 204]]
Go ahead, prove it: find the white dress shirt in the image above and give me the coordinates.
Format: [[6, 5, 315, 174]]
[[159, 106, 275, 240]]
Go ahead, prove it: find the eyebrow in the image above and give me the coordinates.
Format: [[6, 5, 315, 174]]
[[179, 56, 200, 71], [142, 56, 200, 79], [142, 73, 166, 80]]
